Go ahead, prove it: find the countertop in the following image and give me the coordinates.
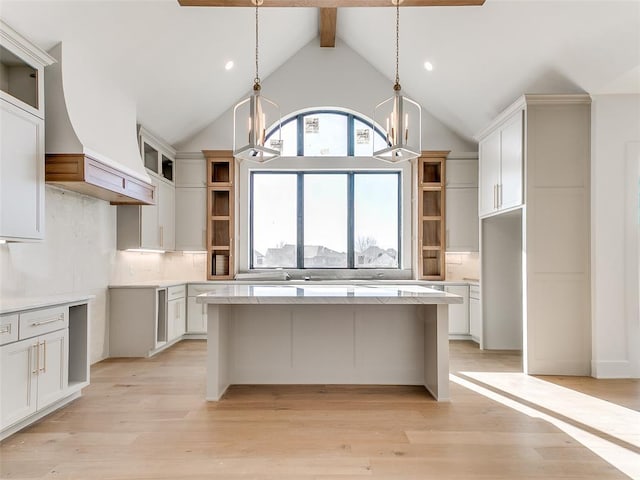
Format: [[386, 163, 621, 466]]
[[109, 279, 479, 289], [195, 284, 463, 305], [0, 294, 95, 315]]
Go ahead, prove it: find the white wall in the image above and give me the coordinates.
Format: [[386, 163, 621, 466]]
[[0, 187, 205, 364], [591, 94, 640, 378], [178, 38, 475, 153]]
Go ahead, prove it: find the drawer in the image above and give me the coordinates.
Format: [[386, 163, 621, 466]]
[[19, 306, 68, 339], [0, 314, 19, 345], [167, 284, 186, 300], [187, 285, 219, 297]]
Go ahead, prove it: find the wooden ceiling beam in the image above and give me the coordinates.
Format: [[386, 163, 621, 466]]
[[319, 7, 337, 47], [179, 1, 484, 7]]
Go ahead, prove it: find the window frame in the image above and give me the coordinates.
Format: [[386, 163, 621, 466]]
[[250, 170, 401, 270], [265, 108, 388, 157]]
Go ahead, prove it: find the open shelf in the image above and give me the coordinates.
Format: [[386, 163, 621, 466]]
[[418, 153, 448, 280], [0, 45, 38, 110], [210, 189, 230, 217], [205, 152, 235, 280]]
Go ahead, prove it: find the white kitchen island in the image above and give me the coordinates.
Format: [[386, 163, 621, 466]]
[[197, 284, 462, 402]]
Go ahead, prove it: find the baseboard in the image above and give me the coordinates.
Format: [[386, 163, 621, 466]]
[[591, 360, 633, 379]]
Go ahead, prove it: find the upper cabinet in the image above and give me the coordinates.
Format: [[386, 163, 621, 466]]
[[0, 21, 55, 242], [445, 155, 479, 252], [478, 111, 523, 217], [116, 127, 176, 251], [175, 154, 207, 251]]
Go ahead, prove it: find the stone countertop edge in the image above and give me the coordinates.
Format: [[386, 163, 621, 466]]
[[109, 279, 479, 288], [0, 294, 96, 315]]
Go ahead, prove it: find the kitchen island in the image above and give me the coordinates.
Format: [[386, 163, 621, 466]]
[[196, 284, 462, 401]]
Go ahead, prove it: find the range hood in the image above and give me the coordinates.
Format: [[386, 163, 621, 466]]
[[44, 43, 154, 205]]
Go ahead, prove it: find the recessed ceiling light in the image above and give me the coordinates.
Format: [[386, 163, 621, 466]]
[[424, 61, 434, 72], [224, 60, 234, 71]]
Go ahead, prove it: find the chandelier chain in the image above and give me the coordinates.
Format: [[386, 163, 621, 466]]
[[254, 2, 260, 85], [395, 2, 400, 88]]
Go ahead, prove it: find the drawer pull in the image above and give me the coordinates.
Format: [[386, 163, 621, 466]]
[[31, 343, 39, 375], [31, 314, 64, 327], [0, 324, 11, 334], [40, 340, 47, 373]]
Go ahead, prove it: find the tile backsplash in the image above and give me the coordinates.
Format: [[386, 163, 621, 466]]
[[445, 252, 480, 281]]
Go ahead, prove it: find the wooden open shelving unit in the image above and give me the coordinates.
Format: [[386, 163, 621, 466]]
[[418, 151, 448, 280], [204, 150, 234, 280]]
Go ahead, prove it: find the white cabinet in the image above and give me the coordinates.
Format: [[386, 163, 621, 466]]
[[116, 127, 176, 251], [167, 285, 186, 341], [0, 21, 54, 242], [186, 284, 215, 334], [157, 179, 175, 251], [469, 284, 481, 343], [176, 188, 206, 251], [445, 285, 469, 336], [0, 299, 89, 439], [478, 111, 523, 217], [445, 157, 479, 252], [110, 284, 187, 357]]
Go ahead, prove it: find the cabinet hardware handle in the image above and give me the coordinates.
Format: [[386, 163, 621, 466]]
[[160, 226, 164, 247], [493, 184, 496, 209], [0, 324, 11, 334], [498, 183, 503, 208], [31, 314, 64, 327], [40, 340, 47, 373], [31, 343, 39, 375]]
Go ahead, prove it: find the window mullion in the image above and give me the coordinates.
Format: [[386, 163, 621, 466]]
[[297, 172, 304, 268], [347, 172, 355, 269]]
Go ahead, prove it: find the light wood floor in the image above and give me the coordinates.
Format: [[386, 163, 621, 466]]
[[1, 340, 635, 479]]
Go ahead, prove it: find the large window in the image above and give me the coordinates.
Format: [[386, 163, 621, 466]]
[[251, 172, 400, 269]]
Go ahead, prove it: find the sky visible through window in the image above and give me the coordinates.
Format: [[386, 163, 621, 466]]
[[252, 172, 399, 269]]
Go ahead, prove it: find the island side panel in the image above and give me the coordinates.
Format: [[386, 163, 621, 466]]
[[423, 303, 450, 401], [206, 304, 231, 400]]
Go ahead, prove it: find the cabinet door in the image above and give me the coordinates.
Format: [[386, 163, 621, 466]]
[[176, 158, 207, 188], [158, 179, 175, 251], [478, 130, 501, 217], [36, 329, 69, 410], [445, 286, 469, 335], [141, 176, 160, 249], [187, 296, 207, 333], [175, 188, 206, 251], [469, 297, 481, 342], [0, 337, 37, 429], [0, 100, 44, 240], [446, 188, 479, 252], [500, 112, 523, 210], [167, 298, 185, 341]]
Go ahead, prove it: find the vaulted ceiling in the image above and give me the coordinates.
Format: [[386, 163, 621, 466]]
[[1, 0, 638, 147]]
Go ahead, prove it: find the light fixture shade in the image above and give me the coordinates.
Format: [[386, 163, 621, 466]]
[[233, 89, 281, 162], [373, 88, 422, 162]]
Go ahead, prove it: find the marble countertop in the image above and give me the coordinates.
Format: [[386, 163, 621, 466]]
[[109, 280, 188, 289], [110, 279, 478, 289], [195, 284, 463, 305], [0, 294, 95, 315]]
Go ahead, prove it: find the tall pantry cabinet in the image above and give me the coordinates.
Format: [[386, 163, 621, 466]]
[[477, 94, 591, 376], [0, 20, 55, 241]]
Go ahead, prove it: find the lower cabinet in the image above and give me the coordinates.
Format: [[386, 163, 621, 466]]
[[469, 284, 481, 343], [167, 285, 186, 341], [186, 284, 216, 334], [110, 284, 187, 357], [445, 285, 470, 336], [0, 300, 89, 439]]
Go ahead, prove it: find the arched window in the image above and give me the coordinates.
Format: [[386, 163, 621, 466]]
[[265, 108, 388, 157]]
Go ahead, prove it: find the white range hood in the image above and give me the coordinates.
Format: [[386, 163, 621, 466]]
[[43, 43, 154, 205]]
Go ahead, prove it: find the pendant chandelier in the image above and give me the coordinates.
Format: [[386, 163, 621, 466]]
[[233, 0, 281, 162], [373, 0, 421, 162]]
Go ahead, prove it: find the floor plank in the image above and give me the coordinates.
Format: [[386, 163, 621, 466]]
[[0, 340, 634, 479]]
